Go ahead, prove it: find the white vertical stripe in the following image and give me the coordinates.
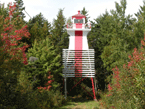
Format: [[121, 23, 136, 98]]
[[68, 31, 75, 50], [83, 31, 89, 50]]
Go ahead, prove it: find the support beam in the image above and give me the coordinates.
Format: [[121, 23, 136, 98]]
[[72, 77, 94, 98], [64, 78, 67, 99], [91, 77, 96, 100], [70, 77, 86, 91], [94, 78, 97, 92]]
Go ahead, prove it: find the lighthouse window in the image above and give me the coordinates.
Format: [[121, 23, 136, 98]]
[[74, 19, 83, 23]]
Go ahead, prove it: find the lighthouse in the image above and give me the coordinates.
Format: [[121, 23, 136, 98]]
[[67, 10, 90, 50], [62, 10, 96, 100]]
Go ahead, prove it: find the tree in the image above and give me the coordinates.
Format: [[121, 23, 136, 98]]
[[49, 9, 69, 93], [87, 0, 140, 90], [25, 36, 61, 90], [50, 8, 69, 58], [87, 10, 114, 90], [81, 7, 90, 23], [0, 3, 30, 108], [14, 0, 25, 19], [133, 1, 145, 49], [27, 13, 51, 47], [101, 0, 137, 71], [101, 35, 145, 109], [66, 16, 73, 28], [0, 3, 8, 18]]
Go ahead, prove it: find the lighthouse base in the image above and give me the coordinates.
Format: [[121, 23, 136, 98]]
[[62, 49, 96, 100], [63, 77, 97, 100]]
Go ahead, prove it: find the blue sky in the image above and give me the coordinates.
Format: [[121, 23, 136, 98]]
[[1, 0, 144, 24]]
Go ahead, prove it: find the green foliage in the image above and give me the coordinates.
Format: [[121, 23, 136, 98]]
[[81, 7, 90, 23], [50, 9, 68, 49], [14, 0, 25, 19], [25, 89, 66, 109], [100, 1, 145, 105], [26, 36, 62, 90], [0, 3, 30, 108], [49, 9, 69, 93], [66, 16, 72, 25], [0, 21, 26, 109], [0, 3, 8, 18], [88, 10, 114, 90], [101, 41, 145, 108], [27, 13, 51, 46], [17, 70, 66, 109], [88, 0, 142, 90], [101, 0, 136, 71]]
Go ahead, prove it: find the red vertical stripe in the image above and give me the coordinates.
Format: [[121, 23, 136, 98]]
[[76, 23, 82, 28], [75, 31, 82, 77]]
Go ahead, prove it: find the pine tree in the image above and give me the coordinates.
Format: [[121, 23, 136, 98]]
[[101, 0, 137, 71], [14, 0, 25, 19], [49, 9, 69, 92], [66, 16, 73, 28], [27, 13, 51, 47], [50, 9, 68, 48], [87, 10, 114, 90], [0, 3, 8, 18], [87, 0, 139, 90], [25, 36, 61, 90], [81, 7, 90, 23], [50, 9, 69, 59], [133, 1, 145, 48]]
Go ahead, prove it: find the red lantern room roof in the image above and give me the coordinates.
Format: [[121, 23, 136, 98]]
[[72, 10, 86, 19]]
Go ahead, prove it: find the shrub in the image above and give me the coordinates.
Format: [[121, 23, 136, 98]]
[[100, 34, 145, 109]]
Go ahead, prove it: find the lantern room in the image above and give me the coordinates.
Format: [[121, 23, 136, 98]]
[[72, 10, 85, 29], [66, 10, 91, 29]]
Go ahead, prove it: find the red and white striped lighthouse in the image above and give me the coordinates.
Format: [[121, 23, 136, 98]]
[[67, 10, 91, 50], [63, 10, 96, 100]]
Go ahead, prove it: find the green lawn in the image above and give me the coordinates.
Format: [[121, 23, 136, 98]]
[[59, 96, 100, 109]]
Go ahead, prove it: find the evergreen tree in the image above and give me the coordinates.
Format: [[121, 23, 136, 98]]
[[25, 36, 61, 90], [27, 13, 51, 47], [49, 9, 69, 93], [133, 1, 145, 48], [0, 3, 8, 18], [88, 10, 113, 90], [101, 0, 137, 71], [88, 0, 139, 90], [50, 9, 69, 57], [81, 7, 90, 23], [66, 16, 73, 28], [14, 0, 25, 19]]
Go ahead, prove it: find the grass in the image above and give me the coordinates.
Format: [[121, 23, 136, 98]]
[[59, 95, 100, 109]]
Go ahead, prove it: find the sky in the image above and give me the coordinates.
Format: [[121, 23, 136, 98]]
[[1, 0, 144, 24]]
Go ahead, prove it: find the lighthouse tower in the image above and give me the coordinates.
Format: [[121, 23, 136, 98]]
[[67, 10, 90, 50], [62, 11, 96, 100]]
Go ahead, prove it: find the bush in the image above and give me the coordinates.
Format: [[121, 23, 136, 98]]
[[17, 70, 67, 109], [100, 37, 145, 109], [25, 89, 66, 109]]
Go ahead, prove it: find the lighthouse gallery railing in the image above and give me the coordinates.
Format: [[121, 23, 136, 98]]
[[66, 23, 91, 29]]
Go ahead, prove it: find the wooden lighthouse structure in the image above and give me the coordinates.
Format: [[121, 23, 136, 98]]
[[62, 10, 96, 100]]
